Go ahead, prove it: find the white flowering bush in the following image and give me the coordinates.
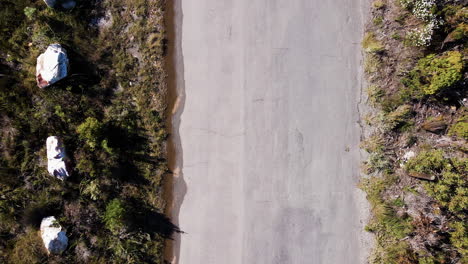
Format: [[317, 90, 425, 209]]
[[400, 0, 443, 46], [400, 0, 437, 22], [405, 21, 437, 46]]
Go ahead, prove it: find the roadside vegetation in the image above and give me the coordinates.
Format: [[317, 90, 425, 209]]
[[0, 0, 176, 263], [361, 0, 467, 263]]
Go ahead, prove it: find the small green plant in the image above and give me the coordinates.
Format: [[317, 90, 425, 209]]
[[373, 0, 386, 9], [77, 117, 103, 150], [23, 7, 36, 20], [103, 199, 126, 234], [363, 32, 385, 53], [373, 16, 384, 26]]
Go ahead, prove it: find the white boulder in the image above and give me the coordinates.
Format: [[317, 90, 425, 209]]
[[46, 136, 70, 180], [43, 0, 57, 8], [36, 44, 69, 88], [40, 216, 68, 255]]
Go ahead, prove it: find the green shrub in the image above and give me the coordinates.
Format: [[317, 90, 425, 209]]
[[448, 115, 468, 140], [363, 32, 385, 53], [103, 199, 126, 234], [424, 157, 468, 214], [405, 149, 448, 174], [402, 51, 464, 97], [77, 117, 103, 150]]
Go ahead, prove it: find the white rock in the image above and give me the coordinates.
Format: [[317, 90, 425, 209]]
[[403, 150, 416, 161], [46, 136, 70, 180], [36, 44, 69, 88], [400, 150, 416, 168], [40, 216, 68, 255]]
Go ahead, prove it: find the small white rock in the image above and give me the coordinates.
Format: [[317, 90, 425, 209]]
[[36, 44, 69, 88], [46, 136, 70, 180], [403, 150, 416, 161], [40, 216, 68, 255]]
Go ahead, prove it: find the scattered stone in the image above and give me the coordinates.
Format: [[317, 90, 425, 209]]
[[40, 216, 68, 255], [421, 117, 447, 133], [36, 44, 69, 88], [409, 172, 435, 181], [46, 136, 70, 180]]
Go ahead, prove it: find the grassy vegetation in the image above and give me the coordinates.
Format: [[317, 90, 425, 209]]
[[360, 175, 415, 264], [0, 0, 174, 263], [362, 1, 467, 263], [363, 32, 385, 53]]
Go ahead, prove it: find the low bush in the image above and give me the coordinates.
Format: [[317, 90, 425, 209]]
[[405, 149, 447, 174], [402, 51, 464, 97], [448, 115, 468, 140], [103, 199, 127, 234]]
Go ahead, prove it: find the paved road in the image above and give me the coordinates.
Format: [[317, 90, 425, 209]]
[[168, 0, 369, 263]]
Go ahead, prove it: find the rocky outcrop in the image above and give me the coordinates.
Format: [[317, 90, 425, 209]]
[[46, 136, 70, 180], [40, 216, 68, 254], [43, 0, 76, 9], [36, 44, 69, 88]]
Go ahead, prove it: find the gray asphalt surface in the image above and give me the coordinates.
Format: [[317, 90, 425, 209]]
[[168, 0, 369, 263]]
